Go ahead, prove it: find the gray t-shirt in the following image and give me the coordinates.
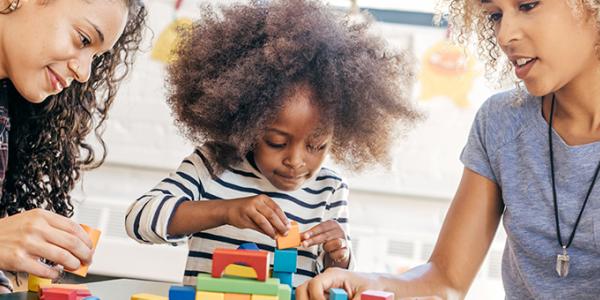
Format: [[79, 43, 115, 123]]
[[461, 90, 600, 299]]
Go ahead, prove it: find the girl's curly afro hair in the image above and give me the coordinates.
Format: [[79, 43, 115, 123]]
[[167, 0, 421, 173]]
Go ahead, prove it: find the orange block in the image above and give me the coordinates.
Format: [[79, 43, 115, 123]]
[[67, 224, 101, 277], [224, 294, 252, 300], [211, 248, 270, 281], [276, 221, 301, 249]]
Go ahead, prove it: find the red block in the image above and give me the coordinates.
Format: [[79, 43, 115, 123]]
[[360, 290, 394, 300], [211, 248, 270, 281], [40, 287, 92, 300]]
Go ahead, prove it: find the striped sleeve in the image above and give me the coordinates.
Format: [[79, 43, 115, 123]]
[[316, 178, 355, 271], [0, 271, 12, 292], [125, 149, 210, 245]]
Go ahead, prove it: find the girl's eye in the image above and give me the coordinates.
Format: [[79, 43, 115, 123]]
[[79, 32, 92, 48], [519, 1, 539, 12], [266, 141, 285, 148]]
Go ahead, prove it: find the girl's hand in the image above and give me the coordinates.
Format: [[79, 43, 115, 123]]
[[296, 268, 384, 300], [301, 220, 350, 268], [224, 195, 290, 239], [0, 209, 94, 279]]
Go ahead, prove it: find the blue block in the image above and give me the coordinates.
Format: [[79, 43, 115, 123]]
[[329, 288, 348, 300], [273, 271, 293, 287], [82, 297, 100, 300], [274, 249, 297, 272], [238, 243, 260, 250], [169, 285, 196, 300]]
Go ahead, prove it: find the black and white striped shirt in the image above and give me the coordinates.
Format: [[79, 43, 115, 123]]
[[125, 147, 353, 286]]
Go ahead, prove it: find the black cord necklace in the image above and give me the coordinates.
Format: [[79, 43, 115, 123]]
[[548, 94, 600, 277]]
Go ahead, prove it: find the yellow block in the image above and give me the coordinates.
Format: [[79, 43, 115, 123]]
[[251, 295, 278, 300], [224, 264, 258, 279], [27, 275, 52, 292], [131, 293, 168, 300], [197, 291, 225, 300]]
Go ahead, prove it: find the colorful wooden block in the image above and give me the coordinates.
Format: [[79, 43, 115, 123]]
[[272, 272, 293, 287], [276, 221, 300, 249], [278, 284, 292, 300], [196, 291, 225, 300], [273, 249, 297, 273], [67, 224, 101, 277], [39, 287, 91, 299], [82, 297, 100, 300], [360, 290, 394, 300], [39, 284, 89, 290], [238, 243, 260, 251], [211, 248, 270, 281], [130, 294, 167, 300], [169, 285, 196, 300], [197, 274, 279, 296], [250, 295, 277, 300], [224, 264, 258, 279], [329, 288, 348, 300], [223, 294, 251, 300], [28, 275, 52, 292]]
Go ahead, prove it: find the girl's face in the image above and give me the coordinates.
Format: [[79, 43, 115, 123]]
[[482, 0, 600, 95], [0, 0, 128, 102], [253, 85, 333, 191]]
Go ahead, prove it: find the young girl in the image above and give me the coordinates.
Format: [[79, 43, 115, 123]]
[[296, 0, 600, 299], [0, 0, 146, 292], [125, 0, 420, 287]]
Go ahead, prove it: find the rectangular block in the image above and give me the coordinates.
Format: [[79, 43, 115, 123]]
[[28, 275, 52, 292], [360, 290, 394, 300], [278, 284, 292, 300], [196, 291, 225, 300], [272, 272, 292, 287], [131, 293, 168, 300], [67, 224, 101, 277], [169, 285, 196, 300], [276, 221, 301, 249], [329, 288, 348, 300], [197, 274, 280, 296], [212, 248, 270, 281], [250, 295, 277, 300], [224, 294, 252, 300], [273, 249, 297, 273]]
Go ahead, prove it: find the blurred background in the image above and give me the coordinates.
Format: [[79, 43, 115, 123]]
[[69, 0, 509, 298]]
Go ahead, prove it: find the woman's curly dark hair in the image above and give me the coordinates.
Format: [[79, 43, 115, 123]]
[[0, 0, 147, 217], [168, 0, 421, 174]]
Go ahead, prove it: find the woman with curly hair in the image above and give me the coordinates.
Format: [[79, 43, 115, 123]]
[[0, 0, 146, 292], [125, 0, 419, 286], [298, 0, 600, 299]]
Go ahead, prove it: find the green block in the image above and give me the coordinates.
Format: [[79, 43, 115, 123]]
[[278, 284, 291, 300], [196, 274, 280, 295]]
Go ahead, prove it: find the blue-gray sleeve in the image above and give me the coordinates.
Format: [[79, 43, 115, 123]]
[[0, 271, 13, 292], [460, 99, 498, 183]]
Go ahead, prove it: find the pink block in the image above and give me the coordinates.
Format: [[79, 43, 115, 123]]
[[360, 290, 394, 300]]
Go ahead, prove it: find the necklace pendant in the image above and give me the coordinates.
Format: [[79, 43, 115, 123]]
[[556, 247, 570, 277]]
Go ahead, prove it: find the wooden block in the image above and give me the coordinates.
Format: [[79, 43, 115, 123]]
[[39, 283, 89, 291], [224, 264, 258, 279], [196, 291, 225, 300], [250, 295, 277, 300], [130, 293, 168, 300], [329, 288, 348, 300], [67, 224, 101, 277], [276, 221, 300, 249], [169, 285, 196, 300], [211, 248, 270, 281], [82, 297, 100, 300], [272, 272, 292, 287], [237, 243, 260, 251], [28, 275, 52, 292], [278, 284, 292, 300], [273, 249, 297, 273], [360, 290, 394, 300], [197, 274, 279, 296], [40, 287, 91, 299], [224, 294, 252, 300]]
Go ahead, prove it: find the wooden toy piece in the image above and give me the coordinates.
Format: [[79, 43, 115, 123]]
[[82, 297, 100, 300], [273, 249, 297, 273], [276, 221, 300, 249], [130, 293, 168, 300], [39, 287, 91, 299], [68, 224, 101, 277], [169, 285, 196, 300], [223, 294, 251, 300], [278, 284, 292, 300], [360, 291, 394, 300], [211, 248, 270, 281], [197, 274, 279, 296], [39, 283, 89, 290], [196, 291, 225, 300], [329, 288, 348, 300], [28, 275, 52, 292], [237, 243, 260, 251], [250, 295, 277, 300], [223, 264, 258, 279], [272, 272, 292, 287]]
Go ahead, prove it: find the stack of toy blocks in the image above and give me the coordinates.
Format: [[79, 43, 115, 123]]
[[29, 278, 100, 300], [328, 288, 394, 300], [273, 221, 301, 292]]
